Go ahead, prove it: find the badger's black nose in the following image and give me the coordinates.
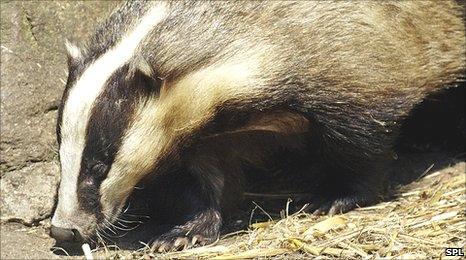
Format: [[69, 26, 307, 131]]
[[50, 226, 81, 242]]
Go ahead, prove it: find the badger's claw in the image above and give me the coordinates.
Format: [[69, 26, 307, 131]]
[[151, 209, 221, 253], [151, 231, 213, 252]]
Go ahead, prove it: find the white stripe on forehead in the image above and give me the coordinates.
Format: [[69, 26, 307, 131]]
[[55, 3, 167, 219]]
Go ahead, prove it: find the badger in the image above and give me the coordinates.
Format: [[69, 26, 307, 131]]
[[50, 0, 465, 252]]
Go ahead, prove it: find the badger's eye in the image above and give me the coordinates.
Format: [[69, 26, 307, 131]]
[[91, 162, 108, 176]]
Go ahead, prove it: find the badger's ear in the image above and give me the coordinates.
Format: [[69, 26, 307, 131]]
[[128, 55, 165, 84], [65, 39, 83, 61], [131, 55, 155, 78], [128, 56, 163, 93]]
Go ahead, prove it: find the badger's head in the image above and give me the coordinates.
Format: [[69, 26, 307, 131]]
[[51, 45, 162, 243], [51, 4, 168, 243]]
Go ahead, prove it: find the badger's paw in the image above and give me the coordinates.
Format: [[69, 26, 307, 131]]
[[150, 210, 221, 252], [151, 231, 215, 252]]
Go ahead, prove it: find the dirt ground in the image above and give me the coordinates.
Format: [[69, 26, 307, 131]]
[[0, 1, 465, 259]]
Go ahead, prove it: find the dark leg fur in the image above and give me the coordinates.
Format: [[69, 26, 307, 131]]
[[310, 162, 387, 215], [149, 170, 223, 252], [149, 169, 223, 252], [151, 142, 243, 252], [297, 99, 401, 215]]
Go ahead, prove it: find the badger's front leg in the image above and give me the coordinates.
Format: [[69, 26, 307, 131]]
[[149, 173, 223, 252], [151, 148, 242, 252]]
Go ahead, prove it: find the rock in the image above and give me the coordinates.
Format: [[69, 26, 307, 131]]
[[0, 162, 59, 224], [0, 223, 59, 259], [0, 0, 117, 224], [0, 1, 118, 173]]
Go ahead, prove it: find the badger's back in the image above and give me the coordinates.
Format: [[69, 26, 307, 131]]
[[87, 1, 465, 90], [137, 1, 465, 95]]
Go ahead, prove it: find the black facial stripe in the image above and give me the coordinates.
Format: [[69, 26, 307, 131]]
[[77, 64, 161, 216]]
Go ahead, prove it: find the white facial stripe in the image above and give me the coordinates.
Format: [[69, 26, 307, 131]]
[[55, 3, 167, 221]]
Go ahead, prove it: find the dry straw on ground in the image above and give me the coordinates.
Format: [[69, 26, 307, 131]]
[[100, 161, 465, 259]]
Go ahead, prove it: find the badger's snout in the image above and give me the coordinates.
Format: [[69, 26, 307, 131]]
[[50, 226, 83, 242], [50, 203, 98, 243]]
